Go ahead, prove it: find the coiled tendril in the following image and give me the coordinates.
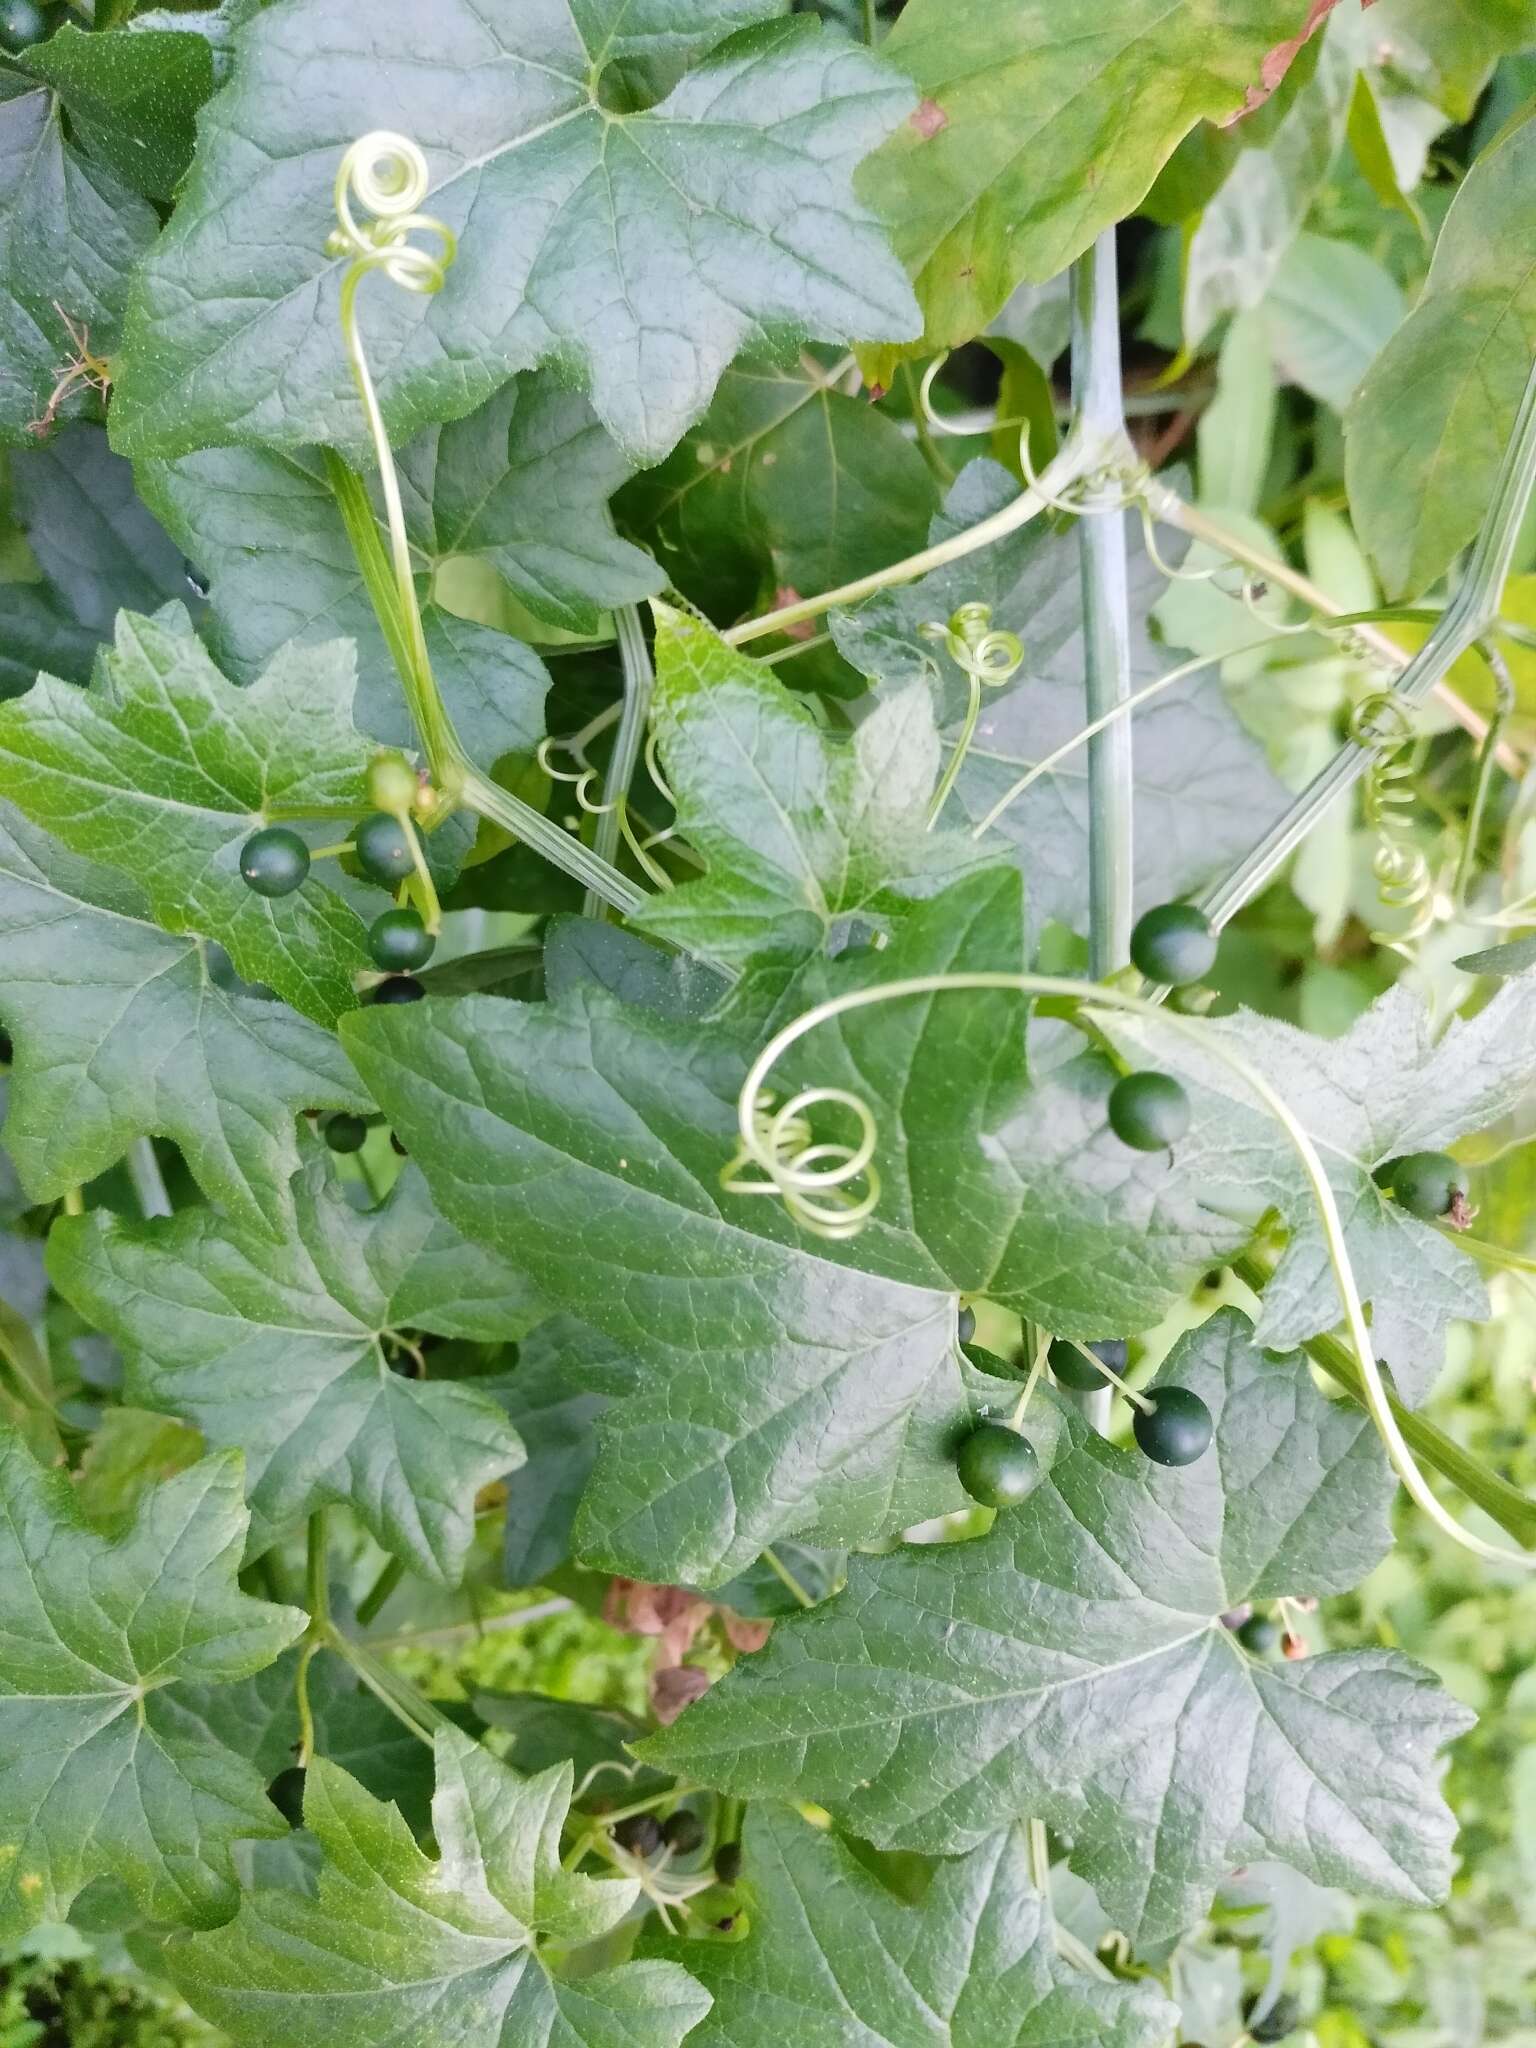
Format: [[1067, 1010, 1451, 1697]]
[[723, 972, 1535, 1576], [327, 132, 456, 294], [1348, 691, 1435, 949], [919, 602, 1025, 826]]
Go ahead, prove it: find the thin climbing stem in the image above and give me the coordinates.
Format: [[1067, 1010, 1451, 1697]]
[[355, 1554, 405, 1629], [761, 1547, 817, 1611], [586, 606, 654, 920], [1191, 358, 1536, 931]]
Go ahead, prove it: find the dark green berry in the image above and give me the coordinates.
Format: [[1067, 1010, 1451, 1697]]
[[613, 1814, 663, 1858], [1108, 1070, 1190, 1151], [1237, 1613, 1283, 1656], [322, 1112, 369, 1155], [373, 975, 426, 1005], [956, 1304, 976, 1346], [354, 811, 414, 885], [1047, 1337, 1126, 1392], [956, 1421, 1041, 1508], [1242, 1992, 1299, 2043], [714, 1841, 742, 1885], [0, 1, 48, 51], [1130, 902, 1218, 987], [239, 826, 310, 898], [1133, 1386, 1213, 1467], [661, 1809, 705, 1857], [368, 907, 436, 972], [1375, 1150, 1468, 1221]]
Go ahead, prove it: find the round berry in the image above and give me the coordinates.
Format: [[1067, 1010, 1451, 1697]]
[[1376, 1150, 1468, 1221], [1133, 1386, 1213, 1467], [714, 1841, 742, 1885], [1048, 1337, 1127, 1392], [956, 1421, 1041, 1508], [1130, 902, 1218, 987], [1108, 1070, 1190, 1151], [956, 1304, 976, 1347], [0, 1, 48, 51], [612, 1814, 663, 1858], [1237, 1613, 1283, 1657], [239, 826, 310, 898], [354, 811, 414, 885], [1242, 1992, 1299, 2044], [367, 751, 420, 815], [661, 1809, 705, 1857], [373, 975, 425, 1005], [322, 1112, 368, 1155], [368, 907, 436, 973]]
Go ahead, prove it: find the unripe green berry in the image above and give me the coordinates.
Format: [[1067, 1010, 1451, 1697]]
[[1108, 1070, 1190, 1151], [1130, 902, 1218, 987], [1048, 1337, 1126, 1391], [0, 1, 48, 52], [1375, 1150, 1468, 1222], [368, 907, 436, 973], [956, 1421, 1041, 1508], [1133, 1386, 1213, 1467], [322, 1112, 369, 1154], [354, 812, 415, 885], [367, 752, 420, 815], [239, 826, 310, 898]]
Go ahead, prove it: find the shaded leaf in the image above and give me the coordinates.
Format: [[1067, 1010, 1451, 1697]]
[[165, 1728, 711, 2048], [0, 1430, 304, 1940], [48, 1147, 537, 1580], [645, 1311, 1468, 1945], [11, 424, 189, 636], [15, 24, 214, 200], [110, 6, 920, 466]]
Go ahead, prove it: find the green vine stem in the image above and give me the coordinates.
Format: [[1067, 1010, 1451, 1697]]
[[325, 134, 643, 921], [585, 605, 655, 919], [1191, 358, 1536, 932], [126, 1137, 172, 1220], [727, 971, 1536, 1573], [1072, 231, 1136, 982]]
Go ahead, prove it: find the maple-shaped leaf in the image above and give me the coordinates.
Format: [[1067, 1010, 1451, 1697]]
[[1106, 978, 1536, 1401], [48, 1147, 537, 1581], [110, 5, 920, 467], [0, 1429, 305, 1940], [12, 23, 215, 203], [0, 800, 368, 1239], [652, 1807, 1175, 2048], [0, 68, 157, 444], [829, 461, 1287, 935], [165, 1727, 711, 2048], [0, 608, 373, 1026], [138, 375, 662, 760], [633, 609, 994, 968], [342, 976, 987, 1590], [856, 0, 1328, 375], [646, 1310, 1471, 1944]]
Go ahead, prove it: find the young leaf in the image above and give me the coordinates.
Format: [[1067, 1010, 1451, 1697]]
[[13, 24, 215, 200], [0, 801, 369, 1239], [633, 609, 995, 968], [1107, 977, 1536, 1400], [856, 0, 1323, 373], [48, 1148, 538, 1581], [139, 376, 660, 754], [110, 7, 921, 467], [341, 981, 984, 1589], [617, 356, 938, 626], [0, 69, 157, 444], [165, 1727, 711, 2048], [1347, 103, 1536, 597], [0, 609, 374, 1026], [645, 1311, 1471, 1945], [652, 1806, 1177, 2047], [0, 1430, 305, 1940], [829, 462, 1289, 933]]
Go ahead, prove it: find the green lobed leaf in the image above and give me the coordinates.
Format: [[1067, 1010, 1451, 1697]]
[[14, 24, 215, 200], [139, 374, 662, 757], [0, 800, 369, 1239], [829, 461, 1290, 934], [617, 355, 938, 627], [633, 608, 995, 969], [0, 608, 374, 1027], [110, 5, 920, 467], [652, 1806, 1176, 2047], [0, 579, 99, 696], [165, 1727, 711, 2048], [855, 0, 1323, 374], [501, 1316, 641, 1589], [48, 1145, 538, 1580], [1106, 976, 1536, 1401], [11, 425, 190, 638], [0, 68, 158, 445], [1346, 104, 1536, 598], [644, 1310, 1471, 1945], [0, 1429, 305, 1941]]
